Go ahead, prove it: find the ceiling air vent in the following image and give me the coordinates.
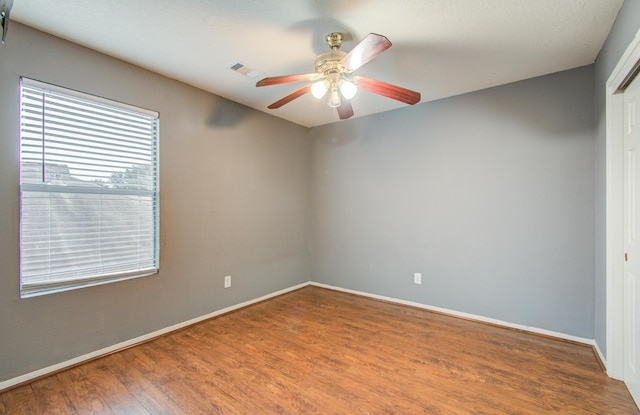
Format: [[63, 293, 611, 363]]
[[228, 62, 261, 79]]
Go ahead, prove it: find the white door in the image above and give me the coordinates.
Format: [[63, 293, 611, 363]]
[[623, 73, 640, 407]]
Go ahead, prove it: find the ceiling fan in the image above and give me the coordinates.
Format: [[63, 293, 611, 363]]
[[256, 32, 421, 120]]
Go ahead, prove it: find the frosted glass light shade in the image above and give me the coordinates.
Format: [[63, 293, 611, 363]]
[[340, 80, 357, 99], [327, 89, 341, 107], [311, 81, 329, 99]]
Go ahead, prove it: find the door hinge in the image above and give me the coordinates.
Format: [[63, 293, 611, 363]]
[[625, 252, 629, 262]]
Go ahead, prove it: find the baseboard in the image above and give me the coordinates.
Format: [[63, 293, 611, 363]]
[[0, 281, 311, 392], [593, 340, 608, 372], [310, 282, 595, 347]]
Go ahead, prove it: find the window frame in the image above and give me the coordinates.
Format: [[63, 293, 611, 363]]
[[18, 77, 160, 298]]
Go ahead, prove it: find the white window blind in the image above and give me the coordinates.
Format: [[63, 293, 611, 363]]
[[19, 78, 160, 297]]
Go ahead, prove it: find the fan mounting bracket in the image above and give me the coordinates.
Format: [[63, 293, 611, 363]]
[[326, 32, 344, 50]]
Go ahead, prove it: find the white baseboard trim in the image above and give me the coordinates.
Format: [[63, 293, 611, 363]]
[[310, 282, 595, 347], [0, 282, 310, 391], [593, 341, 608, 370]]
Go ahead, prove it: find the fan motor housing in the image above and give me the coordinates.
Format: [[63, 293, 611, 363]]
[[315, 50, 348, 76]]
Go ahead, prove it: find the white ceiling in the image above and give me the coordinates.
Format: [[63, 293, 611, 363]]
[[10, 0, 624, 127]]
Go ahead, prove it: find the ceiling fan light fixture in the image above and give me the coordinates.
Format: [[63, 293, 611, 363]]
[[256, 32, 421, 120], [339, 80, 357, 99], [311, 80, 329, 99]]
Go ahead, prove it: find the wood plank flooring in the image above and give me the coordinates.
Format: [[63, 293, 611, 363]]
[[1, 286, 638, 414]]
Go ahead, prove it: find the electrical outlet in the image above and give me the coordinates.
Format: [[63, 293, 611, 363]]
[[224, 275, 231, 288], [414, 273, 422, 284]]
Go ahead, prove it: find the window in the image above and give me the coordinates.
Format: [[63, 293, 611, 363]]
[[19, 78, 160, 297]]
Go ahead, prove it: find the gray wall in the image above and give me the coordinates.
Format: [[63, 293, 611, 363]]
[[310, 66, 596, 338], [2, 9, 628, 383], [0, 23, 311, 382], [593, 0, 640, 360]]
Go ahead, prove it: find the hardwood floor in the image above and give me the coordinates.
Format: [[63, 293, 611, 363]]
[[1, 286, 638, 414]]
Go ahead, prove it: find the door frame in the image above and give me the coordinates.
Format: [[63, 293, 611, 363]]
[[606, 27, 640, 380]]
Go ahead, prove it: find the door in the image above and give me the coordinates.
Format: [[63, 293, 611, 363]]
[[624, 73, 640, 407]]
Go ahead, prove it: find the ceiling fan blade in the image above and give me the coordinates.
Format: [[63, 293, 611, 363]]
[[354, 76, 421, 105], [340, 33, 392, 72], [257, 73, 319, 87], [267, 84, 312, 109], [337, 99, 354, 120]]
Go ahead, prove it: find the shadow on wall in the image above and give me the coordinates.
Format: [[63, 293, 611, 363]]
[[307, 118, 364, 148], [207, 99, 253, 128], [314, 65, 595, 147], [463, 68, 595, 138]]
